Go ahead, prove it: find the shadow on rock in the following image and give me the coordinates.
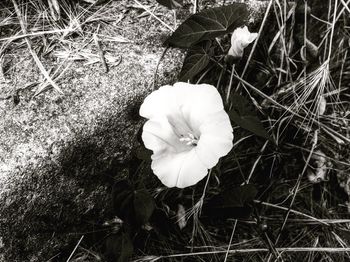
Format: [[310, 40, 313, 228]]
[[0, 111, 142, 261]]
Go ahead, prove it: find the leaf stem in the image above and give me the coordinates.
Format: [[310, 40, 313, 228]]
[[226, 64, 235, 104], [193, 0, 199, 13]]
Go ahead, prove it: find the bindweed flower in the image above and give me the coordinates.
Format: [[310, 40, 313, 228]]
[[226, 26, 258, 63], [140, 82, 233, 188]]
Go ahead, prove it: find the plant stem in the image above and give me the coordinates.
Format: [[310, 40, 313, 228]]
[[226, 64, 235, 104], [223, 220, 238, 262], [193, 0, 199, 13]]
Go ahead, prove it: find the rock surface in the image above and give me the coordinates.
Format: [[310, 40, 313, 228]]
[[0, 1, 183, 260]]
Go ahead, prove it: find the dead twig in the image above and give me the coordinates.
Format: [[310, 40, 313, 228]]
[[11, 0, 63, 95], [134, 0, 175, 32], [153, 46, 169, 90], [93, 33, 109, 73], [66, 235, 84, 262]]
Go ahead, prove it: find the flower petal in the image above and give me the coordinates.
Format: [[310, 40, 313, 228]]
[[173, 82, 224, 115], [140, 83, 224, 123], [195, 133, 233, 167], [228, 26, 258, 58], [247, 33, 258, 44], [195, 111, 233, 167], [172, 83, 225, 133], [142, 117, 189, 156], [139, 85, 175, 119], [198, 110, 233, 135], [151, 149, 208, 188]]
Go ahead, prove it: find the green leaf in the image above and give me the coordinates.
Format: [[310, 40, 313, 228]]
[[113, 181, 155, 225], [134, 146, 152, 161], [156, 0, 183, 9], [208, 184, 257, 209], [229, 93, 270, 140], [112, 180, 135, 222], [178, 41, 212, 82], [105, 230, 134, 262], [165, 3, 249, 48], [134, 189, 156, 225], [223, 184, 258, 207], [204, 184, 257, 219]]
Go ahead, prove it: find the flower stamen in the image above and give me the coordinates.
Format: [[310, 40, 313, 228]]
[[179, 133, 198, 146]]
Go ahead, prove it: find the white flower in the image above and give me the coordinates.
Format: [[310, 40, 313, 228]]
[[227, 26, 258, 60], [140, 82, 233, 188]]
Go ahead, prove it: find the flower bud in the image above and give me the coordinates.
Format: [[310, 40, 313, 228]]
[[226, 26, 258, 63]]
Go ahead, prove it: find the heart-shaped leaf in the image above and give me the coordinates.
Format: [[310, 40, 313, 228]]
[[105, 230, 134, 262], [134, 189, 156, 225], [165, 3, 249, 48], [112, 180, 135, 222], [112, 181, 155, 225], [178, 41, 212, 81], [229, 93, 270, 140], [134, 146, 152, 162], [204, 184, 257, 219], [224, 184, 258, 207], [156, 0, 183, 9]]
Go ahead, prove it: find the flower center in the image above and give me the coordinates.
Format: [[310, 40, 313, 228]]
[[179, 132, 198, 146], [166, 113, 200, 149]]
